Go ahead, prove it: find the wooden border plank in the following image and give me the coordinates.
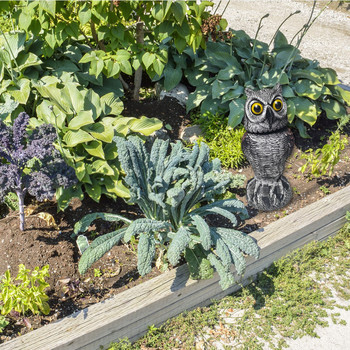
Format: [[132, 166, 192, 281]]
[[2, 185, 350, 350]]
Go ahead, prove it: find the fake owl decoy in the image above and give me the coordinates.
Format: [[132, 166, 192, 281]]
[[241, 84, 294, 211]]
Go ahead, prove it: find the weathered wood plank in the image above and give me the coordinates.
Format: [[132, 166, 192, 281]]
[[2, 185, 350, 350]]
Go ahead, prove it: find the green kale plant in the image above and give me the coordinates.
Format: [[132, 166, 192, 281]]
[[0, 112, 77, 230], [0, 264, 50, 316], [74, 137, 259, 290]]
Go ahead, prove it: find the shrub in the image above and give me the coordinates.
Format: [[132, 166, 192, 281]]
[[74, 137, 259, 290], [157, 8, 350, 138], [0, 264, 50, 316]]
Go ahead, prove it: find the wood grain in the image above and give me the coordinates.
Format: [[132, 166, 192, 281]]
[[2, 185, 350, 350]]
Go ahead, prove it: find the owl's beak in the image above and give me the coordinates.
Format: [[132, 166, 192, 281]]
[[266, 107, 274, 128]]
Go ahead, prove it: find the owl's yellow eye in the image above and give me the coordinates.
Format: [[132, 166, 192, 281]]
[[251, 102, 263, 115], [272, 98, 283, 111]]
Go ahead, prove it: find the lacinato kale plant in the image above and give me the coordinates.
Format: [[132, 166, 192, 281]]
[[0, 112, 77, 230], [74, 137, 259, 290]]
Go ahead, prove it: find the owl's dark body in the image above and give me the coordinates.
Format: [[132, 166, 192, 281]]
[[241, 84, 294, 211]]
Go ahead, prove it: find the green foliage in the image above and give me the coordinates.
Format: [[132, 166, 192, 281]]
[[0, 264, 50, 316], [1, 0, 220, 98], [0, 315, 8, 333], [3, 192, 19, 211], [75, 137, 259, 290], [158, 10, 349, 137], [299, 130, 348, 177], [34, 81, 162, 208], [194, 111, 246, 168]]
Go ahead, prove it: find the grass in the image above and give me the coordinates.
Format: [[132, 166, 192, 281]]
[[107, 219, 350, 350]]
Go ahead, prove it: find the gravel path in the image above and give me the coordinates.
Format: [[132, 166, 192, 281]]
[[213, 0, 350, 85]]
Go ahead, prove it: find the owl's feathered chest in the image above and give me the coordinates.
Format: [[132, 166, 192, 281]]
[[241, 128, 294, 179]]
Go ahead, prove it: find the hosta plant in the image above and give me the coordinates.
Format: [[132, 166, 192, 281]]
[[34, 81, 162, 209], [0, 112, 77, 230], [75, 137, 259, 290], [0, 264, 50, 316], [157, 7, 350, 138]]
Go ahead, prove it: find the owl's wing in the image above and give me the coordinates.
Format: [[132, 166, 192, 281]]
[[241, 132, 253, 163], [286, 128, 295, 158]]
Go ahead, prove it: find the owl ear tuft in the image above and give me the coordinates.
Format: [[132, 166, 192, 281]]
[[245, 87, 254, 96], [274, 83, 282, 95]]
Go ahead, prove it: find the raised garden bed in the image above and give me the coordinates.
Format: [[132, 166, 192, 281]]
[[2, 183, 350, 350]]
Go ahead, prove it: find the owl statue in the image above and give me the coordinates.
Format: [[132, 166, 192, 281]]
[[241, 84, 294, 211]]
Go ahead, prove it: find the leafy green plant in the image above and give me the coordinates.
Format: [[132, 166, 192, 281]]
[[1, 0, 222, 100], [74, 137, 259, 290], [299, 130, 348, 177], [159, 5, 349, 138], [3, 192, 19, 211], [319, 185, 331, 195], [0, 264, 50, 316], [0, 315, 8, 333], [194, 111, 246, 169], [34, 81, 162, 209]]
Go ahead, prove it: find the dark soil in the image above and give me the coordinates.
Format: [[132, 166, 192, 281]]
[[0, 96, 349, 344]]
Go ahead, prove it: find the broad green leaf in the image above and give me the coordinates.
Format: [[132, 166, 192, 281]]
[[282, 85, 295, 98], [228, 98, 245, 128], [1, 32, 26, 59], [16, 52, 42, 71], [286, 99, 296, 123], [39, 0, 56, 16], [273, 30, 288, 48], [75, 161, 86, 181], [295, 118, 310, 138], [334, 85, 350, 105], [319, 67, 341, 85], [294, 79, 323, 100], [104, 178, 130, 198], [212, 79, 233, 99], [84, 121, 114, 142], [221, 86, 244, 103], [8, 78, 31, 104], [261, 69, 289, 87], [292, 69, 323, 85], [142, 52, 156, 70], [153, 58, 165, 77], [128, 116, 163, 136], [83, 140, 105, 159], [321, 99, 347, 120], [0, 95, 18, 119], [171, 1, 187, 24], [104, 60, 120, 78], [85, 178, 102, 202], [186, 86, 210, 112], [63, 129, 95, 147], [61, 83, 84, 113], [56, 185, 84, 211], [68, 110, 94, 130], [79, 4, 91, 25], [291, 97, 318, 126], [137, 234, 156, 276], [100, 92, 124, 116], [19, 8, 32, 31], [164, 65, 182, 91], [217, 66, 241, 80], [90, 160, 114, 176]]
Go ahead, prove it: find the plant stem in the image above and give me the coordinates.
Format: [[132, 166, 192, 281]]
[[16, 190, 25, 231], [133, 20, 144, 101]]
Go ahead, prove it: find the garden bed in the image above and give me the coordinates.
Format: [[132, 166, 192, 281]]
[[0, 97, 350, 346], [1, 183, 350, 350]]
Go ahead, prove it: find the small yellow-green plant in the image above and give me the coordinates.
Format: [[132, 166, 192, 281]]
[[299, 130, 348, 177], [0, 264, 50, 316], [0, 315, 8, 333], [194, 111, 246, 169]]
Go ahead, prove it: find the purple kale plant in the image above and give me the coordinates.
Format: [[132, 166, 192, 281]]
[[0, 112, 77, 230]]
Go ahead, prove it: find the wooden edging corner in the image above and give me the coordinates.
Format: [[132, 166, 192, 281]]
[[2, 185, 350, 350]]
